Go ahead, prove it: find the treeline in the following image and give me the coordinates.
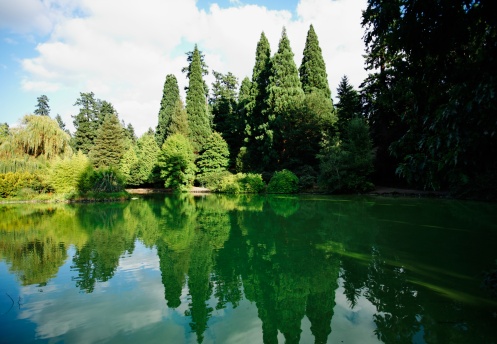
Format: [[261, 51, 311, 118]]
[[1, 0, 495, 199]]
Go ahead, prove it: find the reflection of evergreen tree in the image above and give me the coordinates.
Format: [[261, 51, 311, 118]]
[[365, 248, 422, 343], [186, 233, 214, 344], [157, 244, 190, 308]]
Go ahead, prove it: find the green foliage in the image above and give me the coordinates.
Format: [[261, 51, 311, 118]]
[[299, 24, 331, 99], [136, 131, 161, 184], [196, 170, 232, 190], [318, 118, 374, 193], [72, 92, 100, 154], [0, 172, 47, 198], [168, 99, 189, 137], [77, 166, 126, 193], [336, 75, 361, 135], [119, 143, 139, 185], [34, 95, 50, 116], [0, 157, 46, 174], [217, 173, 265, 194], [0, 115, 72, 161], [267, 169, 300, 194], [186, 45, 212, 152], [89, 113, 126, 169], [49, 151, 91, 194], [158, 134, 196, 190], [244, 32, 272, 172], [196, 132, 230, 178], [156, 74, 180, 146]]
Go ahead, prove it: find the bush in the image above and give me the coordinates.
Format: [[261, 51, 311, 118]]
[[294, 165, 317, 190], [49, 151, 91, 194], [0, 172, 46, 198], [78, 166, 126, 193], [217, 173, 265, 194], [157, 134, 196, 191], [267, 170, 299, 194], [197, 170, 232, 190]]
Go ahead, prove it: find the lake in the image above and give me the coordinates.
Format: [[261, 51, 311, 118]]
[[1, 194, 496, 343]]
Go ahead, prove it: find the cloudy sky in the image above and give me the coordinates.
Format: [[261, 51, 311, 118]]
[[0, 0, 368, 136]]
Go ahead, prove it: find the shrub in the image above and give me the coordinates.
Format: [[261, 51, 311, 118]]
[[197, 170, 232, 190], [157, 134, 196, 191], [267, 170, 299, 194], [217, 173, 265, 194], [49, 151, 90, 194], [0, 172, 46, 198], [78, 166, 126, 193]]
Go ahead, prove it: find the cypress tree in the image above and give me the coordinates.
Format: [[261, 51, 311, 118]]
[[244, 32, 272, 171], [299, 24, 331, 98], [156, 74, 180, 147], [267, 27, 305, 170], [89, 113, 126, 169], [185, 45, 211, 152]]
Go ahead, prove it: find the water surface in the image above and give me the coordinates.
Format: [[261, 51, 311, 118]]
[[1, 194, 496, 343]]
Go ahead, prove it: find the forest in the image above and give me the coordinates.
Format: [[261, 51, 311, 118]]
[[0, 0, 495, 200]]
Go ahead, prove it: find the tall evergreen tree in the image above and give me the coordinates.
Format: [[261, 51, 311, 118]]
[[89, 113, 126, 169], [168, 99, 189, 137], [210, 71, 239, 164], [156, 74, 180, 147], [336, 75, 362, 135], [185, 45, 211, 152], [72, 92, 100, 154], [55, 114, 70, 135], [267, 27, 305, 170], [299, 24, 331, 98], [34, 95, 50, 116], [182, 48, 209, 96], [244, 32, 272, 171]]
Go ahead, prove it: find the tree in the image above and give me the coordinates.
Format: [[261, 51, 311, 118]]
[[34, 95, 50, 116], [156, 74, 180, 147], [125, 123, 137, 144], [136, 131, 160, 184], [336, 75, 362, 135], [157, 134, 196, 190], [168, 99, 189, 137], [89, 113, 126, 169], [185, 45, 211, 152], [267, 27, 305, 170], [54, 114, 70, 135], [182, 48, 209, 96], [243, 32, 273, 172], [362, 0, 497, 195], [299, 24, 331, 99], [196, 132, 230, 180], [72, 92, 100, 154], [210, 71, 240, 164]]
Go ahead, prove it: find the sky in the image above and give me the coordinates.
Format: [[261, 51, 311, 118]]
[[0, 0, 368, 136]]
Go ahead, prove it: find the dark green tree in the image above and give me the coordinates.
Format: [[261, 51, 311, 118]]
[[196, 132, 230, 184], [362, 0, 497, 196], [244, 32, 272, 172], [336, 75, 362, 135], [267, 27, 305, 170], [89, 113, 126, 169], [72, 92, 100, 154], [210, 71, 240, 164], [156, 74, 180, 147], [182, 48, 209, 96], [299, 24, 331, 99], [54, 114, 70, 135], [125, 123, 137, 144], [185, 45, 212, 152], [34, 95, 50, 116]]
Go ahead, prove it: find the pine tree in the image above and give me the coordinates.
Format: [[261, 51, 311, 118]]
[[267, 27, 305, 170], [72, 92, 99, 154], [336, 75, 362, 135], [89, 113, 126, 168], [186, 45, 211, 152], [156, 74, 180, 147], [299, 24, 331, 98], [244, 32, 272, 171], [34, 95, 50, 116]]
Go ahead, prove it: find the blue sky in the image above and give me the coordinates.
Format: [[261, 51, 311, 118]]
[[0, 0, 367, 135]]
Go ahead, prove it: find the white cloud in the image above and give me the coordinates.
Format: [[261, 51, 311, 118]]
[[19, 0, 368, 135]]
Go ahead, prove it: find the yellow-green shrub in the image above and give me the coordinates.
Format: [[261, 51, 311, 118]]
[[48, 151, 91, 194], [0, 172, 46, 198]]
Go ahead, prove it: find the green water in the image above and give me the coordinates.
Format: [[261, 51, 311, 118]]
[[0, 194, 496, 344]]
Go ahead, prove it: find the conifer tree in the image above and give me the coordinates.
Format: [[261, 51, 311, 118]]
[[185, 45, 211, 152], [89, 113, 126, 169], [244, 32, 272, 171], [299, 24, 331, 98], [156, 74, 180, 147], [168, 99, 189, 137], [34, 95, 50, 116], [72, 92, 100, 154], [336, 75, 362, 135], [267, 27, 305, 170]]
